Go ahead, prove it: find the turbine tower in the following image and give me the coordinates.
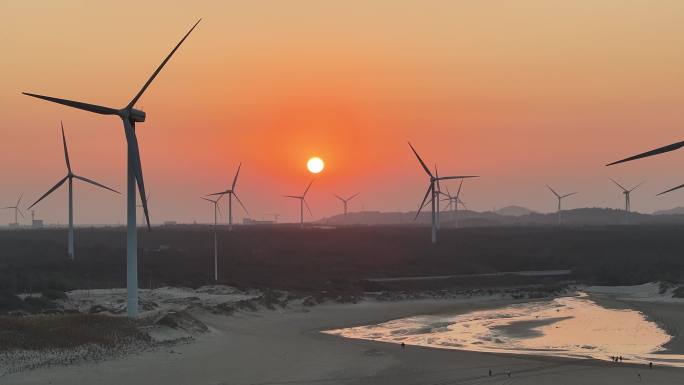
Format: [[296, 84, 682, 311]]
[[409, 142, 477, 244], [610, 179, 643, 224], [607, 140, 684, 196], [2, 194, 24, 226], [208, 163, 248, 231], [27, 123, 120, 259], [333, 193, 359, 215], [546, 185, 577, 225], [23, 19, 201, 318], [201, 196, 221, 281], [285, 180, 314, 228]]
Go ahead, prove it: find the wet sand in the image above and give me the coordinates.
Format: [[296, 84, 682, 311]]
[[4, 294, 684, 385]]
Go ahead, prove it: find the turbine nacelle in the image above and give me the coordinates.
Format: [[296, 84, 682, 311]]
[[128, 108, 146, 122]]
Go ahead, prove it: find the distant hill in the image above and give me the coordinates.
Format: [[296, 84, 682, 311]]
[[318, 207, 684, 227], [653, 207, 684, 215], [495, 205, 535, 216]]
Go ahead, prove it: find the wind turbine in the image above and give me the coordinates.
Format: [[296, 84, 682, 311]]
[[409, 142, 477, 244], [610, 179, 644, 224], [137, 192, 151, 226], [2, 194, 24, 226], [546, 185, 577, 225], [285, 180, 314, 228], [201, 196, 221, 281], [27, 123, 120, 259], [608, 140, 684, 197], [207, 163, 248, 231], [333, 193, 359, 215], [440, 180, 467, 227], [23, 19, 201, 318]]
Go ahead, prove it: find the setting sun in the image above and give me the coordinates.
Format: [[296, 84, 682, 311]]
[[307, 157, 324, 174]]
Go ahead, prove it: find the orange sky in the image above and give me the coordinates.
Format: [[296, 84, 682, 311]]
[[2, 1, 684, 224]]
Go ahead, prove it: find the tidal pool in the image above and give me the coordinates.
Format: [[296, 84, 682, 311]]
[[324, 295, 684, 367]]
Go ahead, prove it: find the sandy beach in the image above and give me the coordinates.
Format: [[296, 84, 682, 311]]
[[4, 287, 684, 385]]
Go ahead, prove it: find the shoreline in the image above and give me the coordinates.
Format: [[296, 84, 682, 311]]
[[4, 288, 684, 384]]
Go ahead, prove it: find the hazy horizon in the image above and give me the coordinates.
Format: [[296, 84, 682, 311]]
[[4, 1, 684, 225]]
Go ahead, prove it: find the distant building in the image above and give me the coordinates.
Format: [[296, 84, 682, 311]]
[[243, 218, 275, 225]]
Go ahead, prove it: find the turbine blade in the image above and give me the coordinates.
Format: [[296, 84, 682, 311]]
[[27, 176, 68, 209], [436, 176, 478, 181], [207, 190, 230, 196], [127, 19, 202, 109], [61, 122, 72, 173], [546, 184, 560, 198], [434, 165, 441, 191], [231, 163, 241, 190], [562, 192, 578, 198], [23, 93, 119, 115], [17, 208, 25, 219], [456, 179, 464, 198], [284, 195, 300, 199], [333, 193, 345, 202], [658, 183, 684, 196], [201, 197, 214, 203], [609, 178, 627, 192], [414, 183, 432, 221], [607, 140, 684, 166], [303, 179, 314, 196], [16, 193, 23, 207], [216, 201, 223, 217], [73, 175, 121, 194], [347, 192, 360, 201], [124, 121, 150, 230], [303, 199, 313, 216], [233, 192, 249, 216], [407, 142, 432, 177], [630, 181, 645, 192]]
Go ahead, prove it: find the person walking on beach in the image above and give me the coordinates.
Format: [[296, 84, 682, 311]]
[[401, 342, 405, 350], [637, 373, 642, 382], [649, 362, 653, 370], [488, 369, 492, 377]]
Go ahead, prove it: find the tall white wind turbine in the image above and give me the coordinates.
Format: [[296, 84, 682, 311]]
[[207, 163, 249, 231], [546, 185, 577, 225], [201, 196, 222, 281], [409, 142, 477, 244], [285, 180, 314, 228], [23, 19, 201, 318], [333, 192, 359, 216], [2, 194, 24, 226], [27, 123, 120, 259], [610, 178, 643, 224]]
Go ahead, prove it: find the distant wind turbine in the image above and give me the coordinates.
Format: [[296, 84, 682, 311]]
[[207, 163, 248, 231], [607, 140, 684, 196], [610, 179, 643, 223], [2, 194, 24, 225], [409, 142, 477, 244], [440, 180, 467, 227], [201, 196, 221, 281], [285, 180, 314, 228], [546, 185, 577, 225], [27, 123, 120, 259], [23, 19, 201, 318], [333, 193, 359, 215]]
